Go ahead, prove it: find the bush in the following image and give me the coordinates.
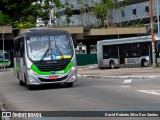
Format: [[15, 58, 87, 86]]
[[12, 22, 36, 28]]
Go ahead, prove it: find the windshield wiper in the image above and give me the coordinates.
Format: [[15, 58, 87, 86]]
[[40, 48, 50, 61]]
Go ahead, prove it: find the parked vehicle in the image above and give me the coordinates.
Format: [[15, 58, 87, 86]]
[[97, 35, 160, 68], [0, 50, 11, 67]]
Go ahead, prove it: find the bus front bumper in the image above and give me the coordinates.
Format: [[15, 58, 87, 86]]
[[26, 70, 77, 85]]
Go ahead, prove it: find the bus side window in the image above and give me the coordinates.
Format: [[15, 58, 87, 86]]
[[15, 39, 20, 58], [14, 41, 17, 58], [103, 52, 110, 59], [20, 38, 24, 58]]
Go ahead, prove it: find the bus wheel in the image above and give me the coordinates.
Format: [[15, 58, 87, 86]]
[[141, 59, 148, 67], [24, 74, 27, 85], [19, 80, 24, 86], [110, 61, 115, 69], [66, 82, 73, 87], [27, 85, 34, 90]]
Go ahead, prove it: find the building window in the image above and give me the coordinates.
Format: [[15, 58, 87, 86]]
[[133, 9, 136, 15], [121, 11, 125, 17], [145, 6, 149, 13]]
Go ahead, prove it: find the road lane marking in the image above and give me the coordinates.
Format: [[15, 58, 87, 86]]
[[121, 79, 132, 88], [137, 90, 160, 96], [121, 86, 130, 88], [123, 79, 132, 83]]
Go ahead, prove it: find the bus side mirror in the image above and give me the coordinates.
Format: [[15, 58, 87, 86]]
[[71, 35, 77, 48], [73, 39, 77, 48]]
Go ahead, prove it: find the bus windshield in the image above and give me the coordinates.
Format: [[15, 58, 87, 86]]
[[26, 35, 73, 61]]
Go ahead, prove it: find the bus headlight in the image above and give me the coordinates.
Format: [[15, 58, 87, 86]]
[[69, 66, 76, 72], [29, 77, 39, 84], [72, 75, 76, 79], [27, 68, 37, 75]]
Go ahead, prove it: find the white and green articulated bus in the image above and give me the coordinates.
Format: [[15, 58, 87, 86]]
[[97, 34, 160, 69], [14, 28, 77, 90]]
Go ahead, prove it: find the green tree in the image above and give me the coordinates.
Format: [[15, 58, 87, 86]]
[[63, 2, 74, 26], [92, 0, 114, 27], [54, 0, 63, 26], [0, 0, 37, 22], [92, 0, 128, 27], [27, 15, 36, 24], [22, 3, 41, 23], [0, 11, 11, 25], [36, 0, 53, 26]]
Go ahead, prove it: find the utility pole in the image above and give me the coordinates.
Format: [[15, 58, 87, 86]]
[[150, 0, 156, 68], [2, 27, 5, 69], [157, 0, 160, 34]]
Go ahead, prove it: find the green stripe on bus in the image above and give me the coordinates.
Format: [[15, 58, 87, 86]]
[[31, 62, 74, 75]]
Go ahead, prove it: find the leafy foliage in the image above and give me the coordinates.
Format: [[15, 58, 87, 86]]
[[54, 0, 63, 26], [12, 22, 36, 28], [92, 0, 115, 27], [91, 0, 128, 27], [0, 0, 37, 22], [0, 11, 11, 25], [63, 2, 74, 26], [0, 0, 129, 28]]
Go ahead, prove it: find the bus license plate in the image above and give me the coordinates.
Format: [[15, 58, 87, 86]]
[[49, 76, 58, 80]]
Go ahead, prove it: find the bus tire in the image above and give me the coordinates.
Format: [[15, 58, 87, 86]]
[[110, 61, 115, 69], [24, 73, 27, 85], [19, 80, 24, 86], [66, 82, 73, 87], [27, 85, 34, 90], [141, 59, 148, 67]]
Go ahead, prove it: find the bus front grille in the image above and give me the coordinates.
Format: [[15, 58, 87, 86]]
[[33, 59, 71, 72], [39, 76, 68, 82]]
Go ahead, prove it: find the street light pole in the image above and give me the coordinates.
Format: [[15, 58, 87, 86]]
[[2, 27, 5, 69], [150, 0, 156, 68], [49, 0, 55, 27]]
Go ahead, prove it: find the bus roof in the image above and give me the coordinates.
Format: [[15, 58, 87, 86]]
[[16, 28, 70, 38], [98, 34, 160, 45]]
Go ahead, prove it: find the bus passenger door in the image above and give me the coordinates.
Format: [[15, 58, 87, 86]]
[[119, 45, 125, 64], [19, 38, 25, 82], [156, 41, 160, 64], [14, 39, 21, 79]]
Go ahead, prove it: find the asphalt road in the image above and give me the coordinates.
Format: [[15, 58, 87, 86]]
[[0, 68, 160, 120]]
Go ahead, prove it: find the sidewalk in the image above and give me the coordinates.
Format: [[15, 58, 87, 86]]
[[77, 64, 160, 79]]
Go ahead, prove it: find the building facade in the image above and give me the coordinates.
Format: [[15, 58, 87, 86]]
[[55, 0, 97, 27], [53, 0, 160, 33], [113, 0, 160, 33]]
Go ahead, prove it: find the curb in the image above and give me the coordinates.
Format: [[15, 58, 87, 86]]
[[0, 100, 10, 120], [77, 74, 160, 79]]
